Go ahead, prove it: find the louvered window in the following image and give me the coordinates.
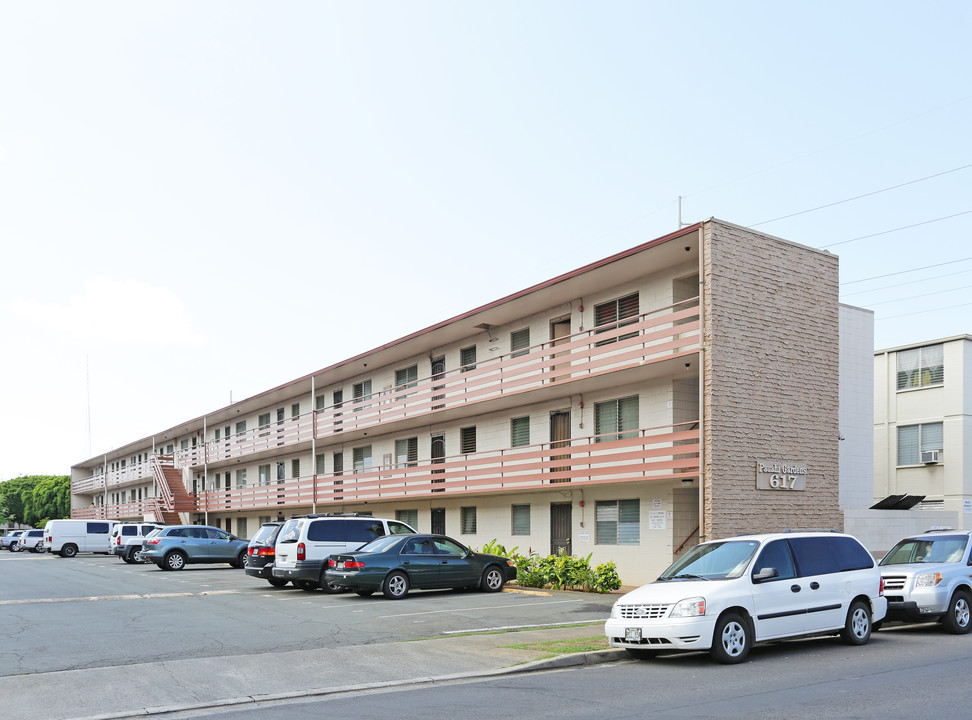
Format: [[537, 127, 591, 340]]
[[594, 293, 639, 345], [258, 464, 270, 486], [235, 420, 246, 436], [353, 380, 372, 407], [333, 452, 344, 476], [460, 426, 477, 454], [395, 365, 418, 399], [395, 437, 418, 467], [511, 416, 531, 447], [897, 422, 943, 466], [291, 458, 300, 479], [460, 345, 477, 372], [396, 509, 419, 528], [511, 328, 530, 358], [461, 506, 477, 534], [896, 344, 944, 390], [236, 468, 247, 489], [316, 395, 327, 411], [315, 454, 326, 475], [291, 403, 300, 418], [595, 499, 640, 545], [511, 504, 531, 535], [595, 396, 639, 442], [353, 445, 372, 472]]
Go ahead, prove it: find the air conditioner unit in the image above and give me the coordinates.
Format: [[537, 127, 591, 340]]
[[921, 450, 941, 464]]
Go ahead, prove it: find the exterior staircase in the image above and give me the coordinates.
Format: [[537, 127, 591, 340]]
[[151, 455, 196, 524]]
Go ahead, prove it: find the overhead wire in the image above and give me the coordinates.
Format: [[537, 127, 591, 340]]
[[819, 210, 972, 250], [841, 267, 972, 297]]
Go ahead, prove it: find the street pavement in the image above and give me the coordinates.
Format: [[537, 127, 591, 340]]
[[4, 591, 628, 720]]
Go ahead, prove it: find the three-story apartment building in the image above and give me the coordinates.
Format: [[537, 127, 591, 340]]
[[71, 218, 843, 584]]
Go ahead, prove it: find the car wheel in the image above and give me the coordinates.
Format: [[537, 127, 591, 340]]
[[625, 648, 658, 660], [267, 577, 288, 588], [126, 547, 142, 564], [11, 544, 21, 553], [231, 550, 247, 569], [942, 590, 971, 634], [382, 571, 409, 599], [163, 551, 187, 571], [840, 600, 872, 645], [479, 565, 506, 593], [709, 612, 751, 664], [355, 589, 374, 597], [319, 571, 343, 594], [60, 544, 78, 558]]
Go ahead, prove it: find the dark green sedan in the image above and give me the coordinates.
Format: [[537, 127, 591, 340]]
[[325, 534, 517, 599]]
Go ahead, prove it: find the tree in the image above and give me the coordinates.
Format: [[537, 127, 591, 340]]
[[0, 475, 71, 527]]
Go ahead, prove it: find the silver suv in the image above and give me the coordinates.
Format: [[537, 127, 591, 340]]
[[878, 528, 972, 634]]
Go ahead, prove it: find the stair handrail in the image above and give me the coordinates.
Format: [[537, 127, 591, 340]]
[[151, 454, 175, 510]]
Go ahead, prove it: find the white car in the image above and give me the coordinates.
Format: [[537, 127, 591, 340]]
[[605, 530, 887, 664], [15, 529, 47, 553], [1, 530, 26, 550]]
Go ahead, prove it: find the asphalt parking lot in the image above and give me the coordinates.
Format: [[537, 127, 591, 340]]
[[0, 551, 617, 677]]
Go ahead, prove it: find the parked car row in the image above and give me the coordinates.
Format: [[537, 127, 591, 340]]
[[1, 528, 45, 552], [605, 527, 972, 665]]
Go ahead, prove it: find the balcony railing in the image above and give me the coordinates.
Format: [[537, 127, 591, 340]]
[[75, 297, 700, 489], [73, 456, 156, 494], [73, 498, 163, 520], [196, 422, 699, 512]]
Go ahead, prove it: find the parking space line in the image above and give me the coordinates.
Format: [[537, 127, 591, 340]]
[[377, 598, 587, 619], [0, 589, 239, 605]]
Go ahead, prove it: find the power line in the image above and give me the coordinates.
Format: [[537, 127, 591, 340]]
[[841, 256, 972, 286], [749, 162, 972, 227], [863, 283, 972, 306], [820, 209, 972, 249], [841, 267, 972, 297], [877, 300, 972, 322]]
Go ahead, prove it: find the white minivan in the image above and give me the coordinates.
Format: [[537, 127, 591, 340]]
[[605, 530, 887, 663], [45, 519, 117, 558]]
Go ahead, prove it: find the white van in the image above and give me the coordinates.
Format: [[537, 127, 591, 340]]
[[45, 519, 117, 558], [604, 530, 887, 663]]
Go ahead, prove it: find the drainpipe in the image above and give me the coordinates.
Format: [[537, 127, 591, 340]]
[[311, 376, 317, 514], [697, 227, 706, 543], [203, 417, 208, 526]]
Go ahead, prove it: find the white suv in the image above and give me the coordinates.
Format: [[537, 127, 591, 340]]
[[273, 513, 416, 592], [878, 528, 972, 633], [110, 522, 164, 563], [605, 530, 887, 663]]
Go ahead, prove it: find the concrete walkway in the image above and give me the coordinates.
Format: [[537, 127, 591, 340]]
[[8, 623, 627, 720]]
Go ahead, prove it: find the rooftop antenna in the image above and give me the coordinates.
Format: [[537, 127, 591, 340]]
[[678, 196, 691, 228]]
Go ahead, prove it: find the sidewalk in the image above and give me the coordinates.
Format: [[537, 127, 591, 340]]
[[10, 620, 628, 720]]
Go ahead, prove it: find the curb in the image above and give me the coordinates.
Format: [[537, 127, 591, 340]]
[[64, 649, 629, 720]]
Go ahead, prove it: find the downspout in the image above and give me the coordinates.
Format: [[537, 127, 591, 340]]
[[697, 226, 706, 543], [311, 376, 317, 514], [203, 417, 208, 526]]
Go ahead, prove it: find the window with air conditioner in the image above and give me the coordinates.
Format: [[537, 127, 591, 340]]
[[897, 422, 943, 466]]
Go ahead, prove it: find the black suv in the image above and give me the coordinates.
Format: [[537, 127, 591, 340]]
[[245, 521, 286, 587]]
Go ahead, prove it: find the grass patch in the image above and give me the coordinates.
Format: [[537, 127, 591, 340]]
[[501, 637, 611, 654]]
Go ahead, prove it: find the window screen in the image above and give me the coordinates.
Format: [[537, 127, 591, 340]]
[[511, 504, 531, 535]]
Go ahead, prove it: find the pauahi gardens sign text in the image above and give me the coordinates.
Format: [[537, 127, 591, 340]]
[[756, 461, 808, 491]]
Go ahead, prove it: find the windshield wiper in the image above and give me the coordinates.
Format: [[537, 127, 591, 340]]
[[671, 573, 709, 581]]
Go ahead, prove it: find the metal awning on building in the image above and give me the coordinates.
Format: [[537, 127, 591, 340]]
[[869, 494, 926, 510]]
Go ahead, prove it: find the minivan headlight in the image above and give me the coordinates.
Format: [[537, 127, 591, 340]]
[[610, 600, 620, 619], [670, 597, 706, 618], [915, 572, 943, 588]]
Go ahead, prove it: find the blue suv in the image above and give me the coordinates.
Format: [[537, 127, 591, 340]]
[[140, 525, 249, 571]]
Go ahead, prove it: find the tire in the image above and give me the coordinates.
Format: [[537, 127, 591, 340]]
[[231, 550, 247, 569], [382, 571, 410, 599], [355, 589, 374, 597], [61, 544, 78, 558], [267, 577, 288, 588], [479, 565, 506, 593], [942, 590, 971, 634], [11, 545, 21, 553], [840, 600, 872, 645], [710, 612, 752, 664], [126, 547, 142, 564], [625, 648, 659, 660], [163, 551, 187, 571]]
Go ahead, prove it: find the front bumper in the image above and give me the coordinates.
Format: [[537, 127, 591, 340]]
[[886, 586, 950, 621], [604, 615, 716, 652]]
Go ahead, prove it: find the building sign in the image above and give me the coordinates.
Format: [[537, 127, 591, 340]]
[[756, 460, 808, 491]]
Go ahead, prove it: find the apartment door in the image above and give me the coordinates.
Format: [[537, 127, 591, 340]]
[[549, 410, 571, 483], [550, 503, 572, 556], [548, 318, 571, 383], [431, 434, 445, 492], [430, 508, 446, 535], [431, 356, 445, 410]]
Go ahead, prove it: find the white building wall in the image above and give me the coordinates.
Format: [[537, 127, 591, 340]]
[[839, 304, 874, 510]]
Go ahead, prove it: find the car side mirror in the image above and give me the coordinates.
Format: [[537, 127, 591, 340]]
[[753, 567, 778, 583]]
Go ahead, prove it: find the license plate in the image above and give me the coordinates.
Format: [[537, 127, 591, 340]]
[[625, 627, 642, 642], [337, 561, 345, 569]]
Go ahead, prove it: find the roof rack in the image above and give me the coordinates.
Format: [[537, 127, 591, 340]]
[[922, 527, 956, 533], [289, 512, 369, 519], [783, 528, 840, 533]]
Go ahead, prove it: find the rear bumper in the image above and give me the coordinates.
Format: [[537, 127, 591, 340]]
[[272, 560, 324, 582]]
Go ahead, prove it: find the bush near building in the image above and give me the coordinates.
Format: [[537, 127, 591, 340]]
[[478, 540, 622, 593]]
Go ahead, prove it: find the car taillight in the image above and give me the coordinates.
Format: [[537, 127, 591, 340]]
[[328, 558, 336, 567], [253, 548, 273, 556], [879, 576, 884, 596], [146, 539, 161, 545], [116, 537, 122, 545], [345, 561, 365, 569], [297, 542, 306, 561]]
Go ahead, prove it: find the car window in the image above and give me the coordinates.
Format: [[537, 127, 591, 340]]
[[347, 520, 384, 543], [144, 529, 162, 541], [355, 535, 403, 554], [187, 527, 209, 539], [432, 538, 467, 556], [788, 537, 840, 576], [211, 528, 233, 540], [403, 538, 437, 554], [830, 536, 875, 571], [122, 526, 137, 536], [387, 521, 415, 535], [660, 540, 759, 580], [278, 520, 301, 543], [308, 520, 345, 542], [752, 540, 796, 581], [140, 525, 159, 535], [881, 536, 969, 565], [251, 524, 279, 544], [166, 528, 188, 538], [87, 522, 110, 534]]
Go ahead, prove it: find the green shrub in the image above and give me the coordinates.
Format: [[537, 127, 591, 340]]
[[504, 548, 621, 593]]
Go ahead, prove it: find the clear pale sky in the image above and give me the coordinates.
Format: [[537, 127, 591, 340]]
[[1, 2, 970, 480]]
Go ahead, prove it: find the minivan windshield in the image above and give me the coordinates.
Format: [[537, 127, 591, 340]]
[[880, 535, 968, 565], [659, 540, 760, 581]]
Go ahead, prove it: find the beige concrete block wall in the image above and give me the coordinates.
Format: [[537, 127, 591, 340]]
[[702, 219, 841, 538]]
